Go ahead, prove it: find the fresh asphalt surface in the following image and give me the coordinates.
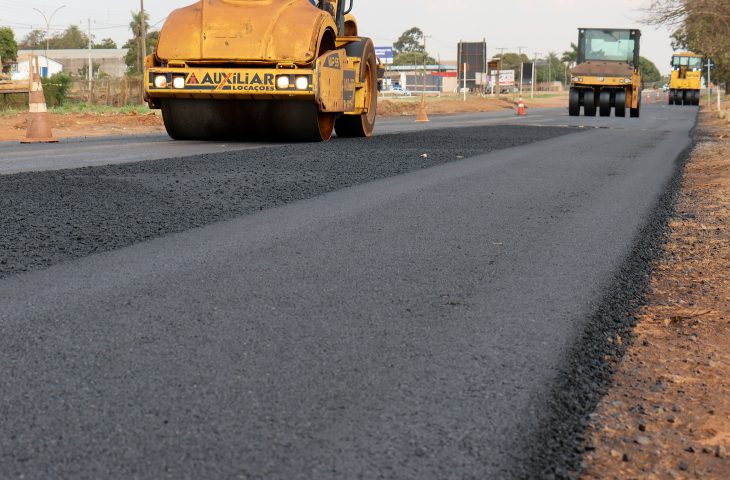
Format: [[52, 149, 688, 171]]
[[0, 103, 697, 478]]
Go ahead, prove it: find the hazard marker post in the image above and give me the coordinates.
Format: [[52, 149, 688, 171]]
[[516, 97, 526, 116], [415, 94, 429, 123], [21, 57, 57, 144]]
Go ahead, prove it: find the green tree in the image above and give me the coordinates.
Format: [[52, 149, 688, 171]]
[[645, 0, 729, 83], [561, 43, 578, 66], [124, 10, 159, 74], [0, 27, 18, 73], [494, 52, 531, 74], [639, 56, 661, 85], [94, 38, 118, 49], [19, 29, 46, 50], [392, 27, 435, 66], [48, 25, 89, 49]]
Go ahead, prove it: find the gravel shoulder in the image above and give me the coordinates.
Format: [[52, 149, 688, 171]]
[[581, 108, 730, 478]]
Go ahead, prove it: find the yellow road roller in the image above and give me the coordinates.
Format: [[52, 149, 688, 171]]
[[569, 28, 642, 118], [668, 52, 703, 106], [144, 0, 379, 141]]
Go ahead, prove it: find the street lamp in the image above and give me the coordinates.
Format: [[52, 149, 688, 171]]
[[32, 5, 67, 74]]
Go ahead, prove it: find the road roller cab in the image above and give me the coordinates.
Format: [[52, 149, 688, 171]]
[[569, 28, 642, 118], [145, 0, 378, 141], [668, 52, 703, 106]]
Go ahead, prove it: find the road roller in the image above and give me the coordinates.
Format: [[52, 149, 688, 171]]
[[568, 28, 642, 118], [144, 0, 379, 141], [668, 52, 703, 106]]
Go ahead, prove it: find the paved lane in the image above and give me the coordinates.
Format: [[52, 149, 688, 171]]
[[0, 104, 697, 478], [0, 106, 549, 175]]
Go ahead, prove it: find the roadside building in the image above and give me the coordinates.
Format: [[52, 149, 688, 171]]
[[11, 56, 63, 80], [17, 49, 129, 79]]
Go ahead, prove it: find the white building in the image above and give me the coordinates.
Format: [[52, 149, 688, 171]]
[[17, 49, 129, 79], [11, 56, 63, 81]]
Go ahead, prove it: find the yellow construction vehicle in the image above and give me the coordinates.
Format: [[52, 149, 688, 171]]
[[144, 0, 379, 141], [668, 52, 702, 106], [569, 28, 642, 118]]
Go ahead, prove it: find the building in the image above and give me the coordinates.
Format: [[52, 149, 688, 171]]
[[383, 64, 459, 94], [11, 56, 63, 81], [17, 49, 129, 79]]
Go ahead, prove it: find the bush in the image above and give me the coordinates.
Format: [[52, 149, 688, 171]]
[[42, 73, 72, 107]]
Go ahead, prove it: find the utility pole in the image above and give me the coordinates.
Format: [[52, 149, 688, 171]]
[[139, 0, 147, 74], [32, 5, 67, 76], [706, 59, 713, 108], [517, 46, 527, 94], [421, 32, 431, 95], [87, 18, 93, 103], [533, 52, 540, 99], [494, 47, 508, 98]]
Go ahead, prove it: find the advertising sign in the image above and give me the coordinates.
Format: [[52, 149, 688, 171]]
[[375, 46, 394, 65]]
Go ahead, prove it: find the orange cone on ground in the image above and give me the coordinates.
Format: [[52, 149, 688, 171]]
[[517, 97, 526, 116], [21, 62, 57, 144], [415, 95, 429, 123], [645, 91, 652, 104]]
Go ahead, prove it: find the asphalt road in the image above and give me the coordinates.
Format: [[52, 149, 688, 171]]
[[0, 103, 697, 478], [3, 106, 558, 175]]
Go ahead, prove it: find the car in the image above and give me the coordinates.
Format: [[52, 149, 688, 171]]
[[390, 84, 412, 96]]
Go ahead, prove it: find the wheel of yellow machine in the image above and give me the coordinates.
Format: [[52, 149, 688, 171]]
[[161, 98, 335, 142], [335, 38, 377, 138]]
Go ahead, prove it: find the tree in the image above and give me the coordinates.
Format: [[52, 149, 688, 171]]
[[561, 43, 579, 67], [48, 25, 89, 49], [125, 10, 159, 74], [0, 27, 18, 73], [94, 38, 118, 49], [645, 0, 729, 83], [639, 57, 662, 85], [494, 52, 531, 74], [124, 31, 159, 74], [392, 27, 435, 66], [19, 30, 46, 50]]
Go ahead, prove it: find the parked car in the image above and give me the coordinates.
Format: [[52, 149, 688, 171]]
[[390, 84, 412, 96]]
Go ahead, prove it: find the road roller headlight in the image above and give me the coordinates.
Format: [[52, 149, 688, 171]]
[[154, 75, 168, 88], [624, 78, 632, 84], [571, 76, 582, 83], [172, 76, 185, 89], [295, 76, 309, 90], [276, 76, 290, 90]]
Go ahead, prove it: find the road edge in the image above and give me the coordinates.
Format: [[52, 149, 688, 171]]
[[519, 117, 698, 479]]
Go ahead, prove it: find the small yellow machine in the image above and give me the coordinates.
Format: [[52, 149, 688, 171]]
[[145, 0, 379, 141], [569, 28, 642, 118], [668, 52, 702, 106]]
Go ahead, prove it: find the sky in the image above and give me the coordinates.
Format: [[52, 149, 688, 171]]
[[0, 0, 676, 74]]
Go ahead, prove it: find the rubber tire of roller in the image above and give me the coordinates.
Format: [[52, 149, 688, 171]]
[[568, 87, 580, 116], [668, 89, 674, 105], [584, 89, 597, 116], [599, 89, 612, 117], [334, 39, 377, 138]]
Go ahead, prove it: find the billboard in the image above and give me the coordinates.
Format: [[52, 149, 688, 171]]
[[489, 70, 516, 87], [522, 62, 534, 85], [457, 41, 487, 89], [375, 46, 394, 65]]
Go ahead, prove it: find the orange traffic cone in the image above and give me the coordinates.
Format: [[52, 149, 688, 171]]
[[415, 95, 429, 123], [645, 92, 652, 105], [21, 63, 57, 144], [516, 97, 526, 116]]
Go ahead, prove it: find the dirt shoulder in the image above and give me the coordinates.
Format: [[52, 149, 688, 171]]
[[581, 106, 730, 478], [0, 94, 567, 142], [0, 111, 165, 142]]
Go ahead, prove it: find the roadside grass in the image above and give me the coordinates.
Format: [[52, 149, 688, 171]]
[[0, 103, 155, 116]]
